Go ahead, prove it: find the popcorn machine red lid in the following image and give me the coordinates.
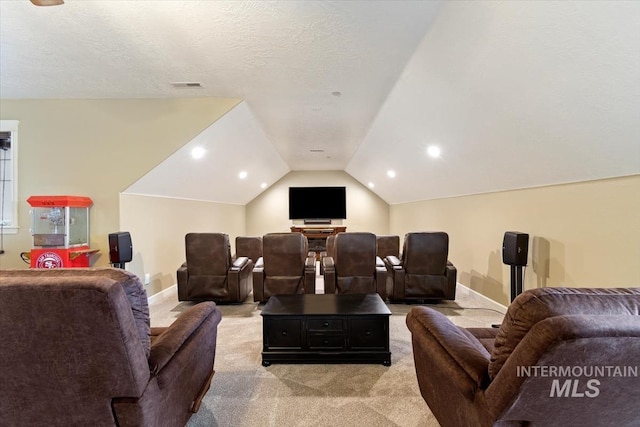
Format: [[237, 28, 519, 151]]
[[27, 195, 93, 208]]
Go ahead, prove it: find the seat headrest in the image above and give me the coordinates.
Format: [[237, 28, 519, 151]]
[[185, 233, 231, 274], [403, 232, 449, 274]]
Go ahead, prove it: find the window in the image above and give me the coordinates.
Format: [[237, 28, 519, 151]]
[[0, 120, 18, 234]]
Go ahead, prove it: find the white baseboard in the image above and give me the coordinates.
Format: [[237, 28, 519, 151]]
[[457, 283, 508, 313], [147, 284, 177, 306]]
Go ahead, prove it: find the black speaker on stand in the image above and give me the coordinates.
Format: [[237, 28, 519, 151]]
[[502, 231, 529, 302], [109, 232, 133, 269]]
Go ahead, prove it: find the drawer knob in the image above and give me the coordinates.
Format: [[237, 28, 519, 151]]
[[324, 339, 329, 345], [282, 330, 287, 336], [365, 331, 371, 336], [323, 321, 329, 327]]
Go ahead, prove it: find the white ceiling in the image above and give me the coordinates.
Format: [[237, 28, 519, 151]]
[[1, 0, 639, 205]]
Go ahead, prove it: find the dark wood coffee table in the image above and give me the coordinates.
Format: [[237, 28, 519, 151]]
[[261, 293, 391, 366]]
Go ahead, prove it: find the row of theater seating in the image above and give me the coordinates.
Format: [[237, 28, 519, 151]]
[[176, 231, 457, 303]]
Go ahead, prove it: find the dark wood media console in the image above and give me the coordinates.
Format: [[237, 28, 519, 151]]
[[261, 293, 391, 366], [290, 226, 346, 258]]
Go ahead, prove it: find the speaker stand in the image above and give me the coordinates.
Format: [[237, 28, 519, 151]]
[[510, 265, 524, 302]]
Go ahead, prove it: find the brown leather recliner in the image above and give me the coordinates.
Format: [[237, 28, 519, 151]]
[[385, 232, 456, 301], [323, 232, 387, 297], [177, 233, 253, 303], [376, 235, 400, 259], [0, 268, 222, 427], [252, 232, 316, 303], [235, 236, 263, 263], [406, 287, 640, 427]]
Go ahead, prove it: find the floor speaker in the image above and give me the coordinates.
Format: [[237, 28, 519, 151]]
[[109, 232, 133, 265], [502, 232, 529, 266]]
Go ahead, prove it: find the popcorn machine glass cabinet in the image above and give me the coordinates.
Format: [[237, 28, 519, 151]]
[[31, 206, 89, 248]]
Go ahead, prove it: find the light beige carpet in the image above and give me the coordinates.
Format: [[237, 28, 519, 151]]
[[149, 280, 505, 427]]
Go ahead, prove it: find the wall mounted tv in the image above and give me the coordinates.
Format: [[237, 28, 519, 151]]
[[288, 186, 346, 220]]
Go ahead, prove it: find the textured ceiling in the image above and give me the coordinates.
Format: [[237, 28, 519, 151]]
[[1, 1, 639, 205], [0, 0, 441, 172]]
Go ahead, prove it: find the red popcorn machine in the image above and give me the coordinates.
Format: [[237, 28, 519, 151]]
[[26, 195, 99, 268]]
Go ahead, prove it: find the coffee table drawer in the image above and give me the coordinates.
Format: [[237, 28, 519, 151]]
[[349, 317, 388, 349], [308, 318, 344, 332], [265, 318, 303, 349], [308, 333, 345, 350]]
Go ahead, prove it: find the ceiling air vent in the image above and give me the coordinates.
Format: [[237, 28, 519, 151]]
[[170, 82, 203, 88]]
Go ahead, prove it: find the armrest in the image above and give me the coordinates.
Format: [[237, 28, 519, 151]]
[[445, 261, 457, 300], [148, 302, 220, 375], [322, 256, 336, 294], [375, 262, 387, 298], [385, 255, 405, 300], [305, 255, 316, 271], [177, 262, 188, 277], [304, 255, 317, 294], [376, 256, 385, 268], [231, 256, 249, 270], [406, 306, 491, 397], [252, 257, 264, 302], [177, 263, 188, 300], [385, 255, 402, 268], [227, 256, 252, 301], [254, 256, 264, 270]]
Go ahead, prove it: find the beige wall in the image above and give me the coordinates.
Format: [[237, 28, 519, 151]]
[[0, 98, 239, 271], [390, 175, 640, 305], [119, 194, 245, 295], [246, 170, 389, 236]]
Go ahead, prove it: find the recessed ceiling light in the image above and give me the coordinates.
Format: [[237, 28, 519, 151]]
[[427, 145, 442, 158], [332, 91, 341, 97], [310, 149, 325, 153], [191, 146, 206, 159], [261, 182, 267, 189], [387, 170, 396, 178], [368, 182, 375, 188], [239, 171, 248, 179]]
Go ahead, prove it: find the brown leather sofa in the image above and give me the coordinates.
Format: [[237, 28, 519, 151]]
[[0, 268, 222, 427], [386, 232, 456, 301], [406, 287, 640, 427], [177, 232, 253, 303], [323, 232, 387, 297], [253, 232, 316, 302]]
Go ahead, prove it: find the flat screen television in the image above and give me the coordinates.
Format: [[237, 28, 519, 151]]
[[288, 186, 346, 220]]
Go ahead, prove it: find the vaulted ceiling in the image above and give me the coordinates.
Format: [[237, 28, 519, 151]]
[[1, 1, 638, 205]]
